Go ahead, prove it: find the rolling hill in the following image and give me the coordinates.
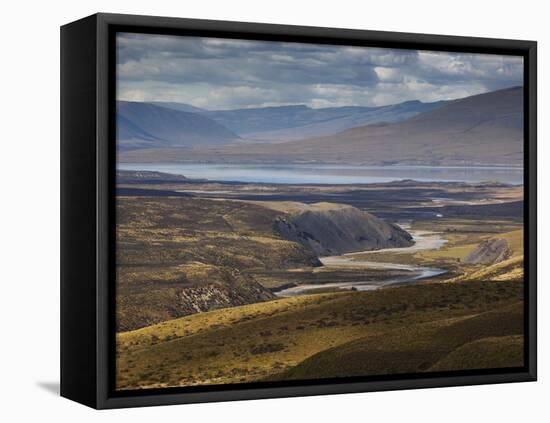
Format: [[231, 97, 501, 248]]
[[117, 101, 240, 150], [270, 301, 523, 381], [217, 86, 524, 165], [115, 196, 414, 330], [200, 100, 445, 142], [116, 278, 523, 389], [273, 202, 413, 255]]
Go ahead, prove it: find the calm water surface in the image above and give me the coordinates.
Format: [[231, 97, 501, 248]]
[[276, 228, 448, 297], [118, 163, 523, 185]]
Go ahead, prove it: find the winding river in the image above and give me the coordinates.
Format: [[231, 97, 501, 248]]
[[276, 227, 448, 297]]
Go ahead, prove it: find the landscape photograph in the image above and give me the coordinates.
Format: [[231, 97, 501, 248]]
[[114, 32, 525, 391]]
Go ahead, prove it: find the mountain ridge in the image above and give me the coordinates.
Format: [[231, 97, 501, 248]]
[[131, 99, 446, 143], [117, 101, 240, 150], [216, 86, 523, 165]]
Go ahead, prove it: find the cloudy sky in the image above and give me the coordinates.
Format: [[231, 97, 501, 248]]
[[117, 32, 523, 110]]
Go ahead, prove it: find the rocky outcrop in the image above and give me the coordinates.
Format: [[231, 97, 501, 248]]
[[274, 203, 413, 256], [463, 239, 512, 265], [175, 269, 275, 315], [117, 264, 275, 331]]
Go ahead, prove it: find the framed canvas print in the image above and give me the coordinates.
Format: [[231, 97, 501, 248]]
[[60, 13, 537, 409]]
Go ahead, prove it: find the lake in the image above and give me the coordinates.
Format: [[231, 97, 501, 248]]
[[117, 163, 524, 185]]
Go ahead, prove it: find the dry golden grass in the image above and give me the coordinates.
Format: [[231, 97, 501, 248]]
[[116, 278, 523, 390], [429, 335, 524, 371], [271, 302, 523, 381], [447, 256, 524, 283], [116, 197, 321, 330], [114, 193, 525, 389], [230, 200, 352, 214], [499, 229, 524, 256]]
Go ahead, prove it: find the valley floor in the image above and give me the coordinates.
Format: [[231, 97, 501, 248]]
[[114, 175, 525, 390]]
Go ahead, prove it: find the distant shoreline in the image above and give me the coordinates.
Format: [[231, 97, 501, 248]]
[[116, 163, 524, 186], [117, 159, 524, 169]]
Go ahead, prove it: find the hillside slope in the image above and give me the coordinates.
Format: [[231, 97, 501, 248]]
[[117, 262, 275, 331], [116, 279, 523, 389], [452, 256, 524, 283], [274, 202, 413, 255], [117, 101, 240, 150], [202, 100, 444, 142], [149, 101, 205, 113], [271, 301, 523, 381], [463, 238, 512, 265], [220, 86, 523, 165], [116, 197, 414, 330], [116, 197, 322, 330]]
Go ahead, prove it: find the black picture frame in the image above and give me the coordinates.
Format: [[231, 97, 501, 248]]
[[61, 12, 537, 409]]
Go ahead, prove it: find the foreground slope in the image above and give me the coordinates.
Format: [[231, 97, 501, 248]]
[[116, 279, 523, 389], [271, 301, 523, 381]]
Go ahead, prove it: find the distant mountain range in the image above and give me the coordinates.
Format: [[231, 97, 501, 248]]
[[152, 100, 445, 143], [118, 86, 523, 166], [216, 86, 524, 166], [117, 101, 240, 150], [149, 101, 205, 114], [117, 98, 446, 148]]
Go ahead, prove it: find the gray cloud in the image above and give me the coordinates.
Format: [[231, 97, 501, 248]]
[[116, 33, 523, 110]]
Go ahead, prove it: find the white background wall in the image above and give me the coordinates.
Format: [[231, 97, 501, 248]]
[[1, 0, 546, 420]]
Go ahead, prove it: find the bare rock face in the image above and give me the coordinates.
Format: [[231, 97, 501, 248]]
[[463, 239, 512, 265], [274, 204, 413, 256], [117, 264, 275, 331], [175, 271, 275, 315]]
